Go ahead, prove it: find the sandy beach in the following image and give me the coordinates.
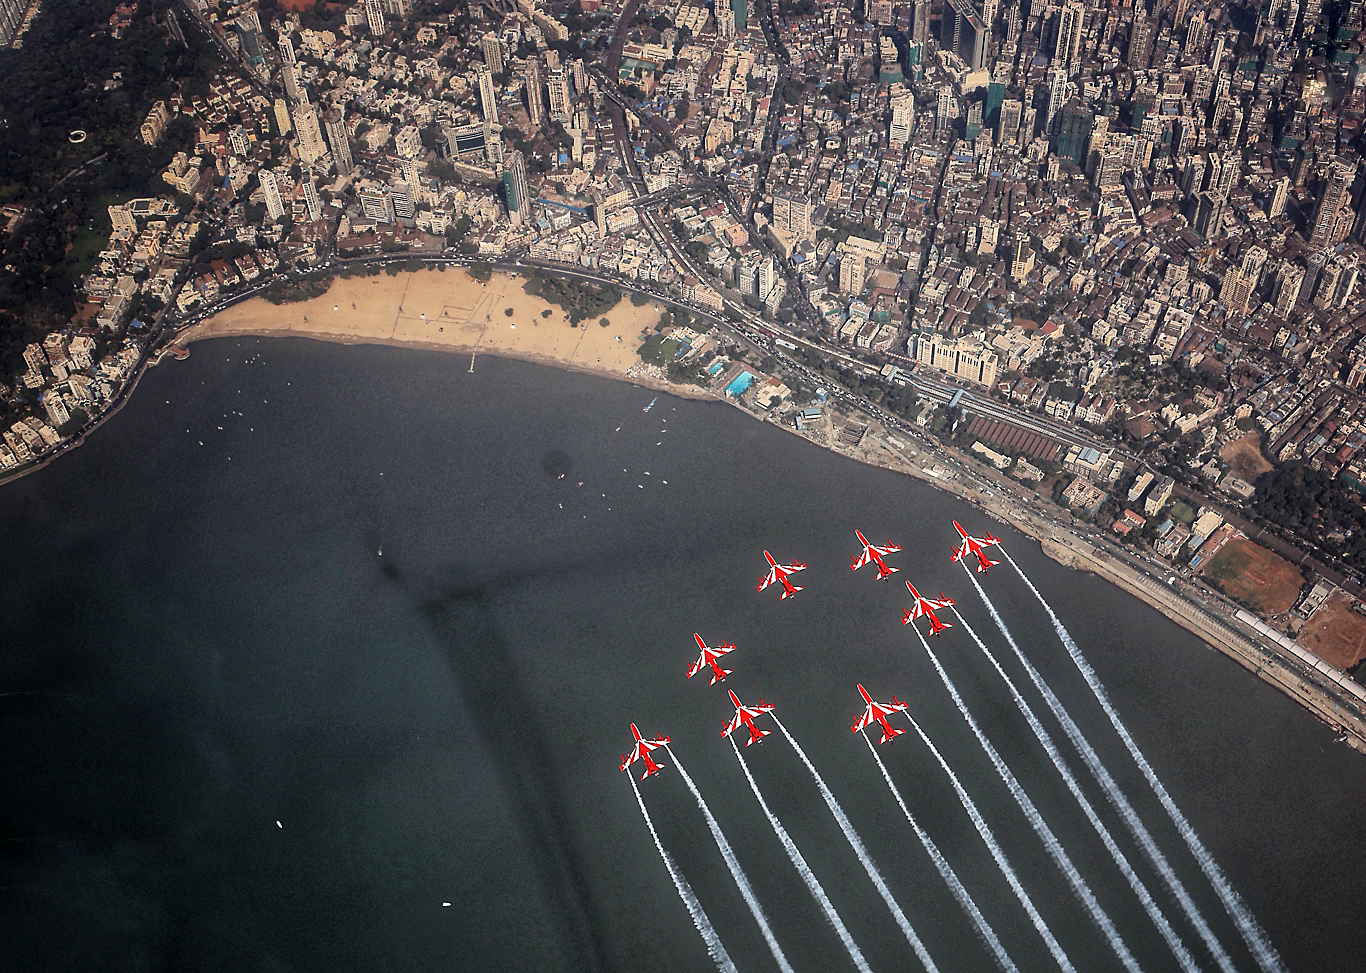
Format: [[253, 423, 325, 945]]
[[180, 267, 669, 383], [174, 266, 1366, 747]]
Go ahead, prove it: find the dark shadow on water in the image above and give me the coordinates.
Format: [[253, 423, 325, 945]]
[[395, 561, 609, 973], [541, 450, 573, 480]]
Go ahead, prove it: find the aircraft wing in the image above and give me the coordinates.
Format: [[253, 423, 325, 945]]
[[756, 567, 779, 592], [850, 547, 874, 571]]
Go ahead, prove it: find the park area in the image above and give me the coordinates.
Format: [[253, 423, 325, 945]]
[[1201, 537, 1304, 617], [1297, 590, 1366, 671]]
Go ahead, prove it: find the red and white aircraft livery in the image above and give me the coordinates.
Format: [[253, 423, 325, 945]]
[[620, 723, 670, 780], [721, 690, 775, 746], [851, 684, 909, 745], [901, 581, 955, 636], [688, 633, 737, 685], [951, 520, 1002, 573], [850, 530, 901, 581], [756, 550, 807, 599]]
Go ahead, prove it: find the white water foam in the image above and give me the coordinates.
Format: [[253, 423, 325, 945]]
[[1003, 547, 1287, 973], [729, 734, 873, 973], [667, 746, 795, 973], [860, 730, 1021, 973], [909, 623, 1143, 973], [773, 716, 940, 973], [628, 771, 738, 973]]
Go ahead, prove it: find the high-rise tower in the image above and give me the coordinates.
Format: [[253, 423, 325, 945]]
[[324, 110, 353, 176]]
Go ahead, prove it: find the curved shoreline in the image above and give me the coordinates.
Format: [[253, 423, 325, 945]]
[[28, 265, 1366, 752], [174, 322, 714, 401]]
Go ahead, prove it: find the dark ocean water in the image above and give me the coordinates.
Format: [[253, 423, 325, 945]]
[[2, 338, 1365, 973]]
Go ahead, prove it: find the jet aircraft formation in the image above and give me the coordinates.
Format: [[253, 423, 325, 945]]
[[619, 518, 1282, 973], [620, 521, 999, 776]]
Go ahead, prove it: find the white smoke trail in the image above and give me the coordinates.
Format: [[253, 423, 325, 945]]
[[728, 734, 873, 973], [964, 563, 1238, 973], [1002, 547, 1287, 973], [627, 771, 738, 973], [667, 746, 795, 973], [860, 730, 1021, 973], [908, 622, 1144, 973], [772, 716, 940, 973], [901, 706, 1077, 973], [949, 601, 1201, 973]]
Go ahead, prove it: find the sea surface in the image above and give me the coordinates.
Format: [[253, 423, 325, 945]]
[[3, 339, 1365, 973]]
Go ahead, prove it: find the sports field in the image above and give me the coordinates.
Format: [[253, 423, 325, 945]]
[[1297, 590, 1366, 670], [1201, 537, 1303, 617]]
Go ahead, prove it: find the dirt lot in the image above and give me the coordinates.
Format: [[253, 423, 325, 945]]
[[1297, 590, 1366, 670], [1202, 537, 1304, 617], [1219, 433, 1273, 482]]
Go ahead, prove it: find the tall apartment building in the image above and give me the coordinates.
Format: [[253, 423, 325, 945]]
[[365, 0, 386, 36], [140, 101, 171, 145], [889, 93, 915, 147], [358, 183, 394, 223], [477, 66, 499, 124], [502, 150, 530, 225], [1310, 159, 1356, 248], [547, 67, 572, 123], [717, 0, 734, 38], [293, 100, 328, 165], [273, 98, 293, 136], [1268, 175, 1290, 219], [936, 86, 957, 131], [911, 0, 930, 45], [770, 189, 813, 238], [525, 59, 546, 129], [480, 32, 504, 74], [1128, 16, 1153, 69], [278, 37, 303, 103], [259, 169, 286, 222], [839, 253, 866, 294], [0, 0, 27, 47], [302, 170, 323, 221], [324, 110, 353, 176], [997, 98, 1022, 145], [1054, 1, 1085, 71], [1272, 262, 1305, 318]]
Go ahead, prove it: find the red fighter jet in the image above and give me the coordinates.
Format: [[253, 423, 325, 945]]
[[687, 633, 737, 685], [951, 520, 1002, 573], [850, 529, 901, 581], [902, 581, 955, 636], [619, 724, 670, 780], [756, 550, 807, 599], [851, 684, 909, 744], [721, 690, 775, 746]]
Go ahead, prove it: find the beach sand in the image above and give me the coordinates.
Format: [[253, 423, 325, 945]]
[[180, 267, 664, 381]]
